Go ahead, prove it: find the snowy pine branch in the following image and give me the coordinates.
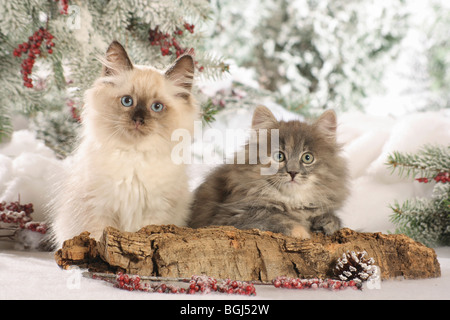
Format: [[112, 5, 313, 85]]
[[386, 145, 450, 179], [390, 183, 450, 247], [387, 144, 450, 247]]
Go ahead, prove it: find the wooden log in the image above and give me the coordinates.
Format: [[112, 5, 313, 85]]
[[55, 225, 441, 282]]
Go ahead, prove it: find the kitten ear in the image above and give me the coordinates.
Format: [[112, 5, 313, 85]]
[[252, 105, 278, 130], [165, 52, 195, 94], [102, 41, 133, 76], [315, 109, 337, 141]]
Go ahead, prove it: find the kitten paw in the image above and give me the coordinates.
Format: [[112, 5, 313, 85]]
[[290, 224, 311, 239], [310, 212, 341, 235]]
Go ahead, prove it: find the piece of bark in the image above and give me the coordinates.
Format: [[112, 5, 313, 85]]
[[55, 225, 441, 282], [54, 231, 117, 273]]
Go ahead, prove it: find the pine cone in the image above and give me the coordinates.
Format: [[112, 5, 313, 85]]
[[334, 250, 376, 283]]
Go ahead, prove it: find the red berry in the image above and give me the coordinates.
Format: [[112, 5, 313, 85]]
[[273, 279, 281, 288]]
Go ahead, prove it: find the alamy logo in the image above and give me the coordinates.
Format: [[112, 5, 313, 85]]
[[66, 266, 82, 290], [171, 121, 280, 175], [67, 5, 81, 30], [366, 265, 381, 290]]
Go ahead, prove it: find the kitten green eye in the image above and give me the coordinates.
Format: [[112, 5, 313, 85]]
[[151, 102, 164, 112], [121, 95, 133, 107], [273, 151, 285, 162], [301, 152, 314, 164]]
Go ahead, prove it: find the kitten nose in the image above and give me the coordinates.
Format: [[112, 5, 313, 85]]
[[288, 171, 298, 180], [132, 105, 147, 127], [132, 115, 145, 126]]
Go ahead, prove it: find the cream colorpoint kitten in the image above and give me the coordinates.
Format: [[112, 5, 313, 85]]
[[50, 41, 198, 247]]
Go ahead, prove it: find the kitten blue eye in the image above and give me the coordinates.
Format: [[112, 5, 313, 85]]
[[301, 152, 314, 164], [121, 95, 133, 107], [151, 102, 164, 112], [273, 151, 285, 162]]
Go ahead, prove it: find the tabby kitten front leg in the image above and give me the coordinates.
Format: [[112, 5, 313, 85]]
[[213, 203, 312, 240]]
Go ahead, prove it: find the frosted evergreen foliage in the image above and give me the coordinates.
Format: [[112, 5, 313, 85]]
[[207, 0, 408, 114], [387, 145, 450, 247], [396, 1, 450, 112], [424, 3, 450, 109], [0, 0, 227, 155]]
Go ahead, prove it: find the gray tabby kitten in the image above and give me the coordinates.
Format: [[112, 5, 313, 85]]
[[188, 106, 349, 239]]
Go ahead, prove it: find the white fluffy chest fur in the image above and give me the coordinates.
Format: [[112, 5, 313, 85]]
[[53, 137, 191, 244], [103, 149, 187, 223], [85, 140, 190, 227]]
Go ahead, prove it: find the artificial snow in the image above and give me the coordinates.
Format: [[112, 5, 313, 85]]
[[0, 129, 64, 222], [0, 247, 449, 299]]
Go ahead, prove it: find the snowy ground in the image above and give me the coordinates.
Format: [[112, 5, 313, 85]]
[[0, 247, 449, 300]]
